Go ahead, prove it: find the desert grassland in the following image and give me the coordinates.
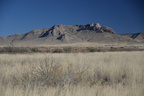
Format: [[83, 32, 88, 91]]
[[0, 51, 144, 96], [28, 42, 144, 47]]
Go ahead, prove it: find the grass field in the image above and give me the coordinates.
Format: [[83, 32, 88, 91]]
[[0, 51, 144, 96]]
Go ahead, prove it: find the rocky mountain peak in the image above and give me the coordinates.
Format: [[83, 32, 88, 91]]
[[76, 23, 115, 34], [89, 23, 101, 28], [95, 23, 101, 28], [101, 26, 115, 34], [49, 25, 65, 36]]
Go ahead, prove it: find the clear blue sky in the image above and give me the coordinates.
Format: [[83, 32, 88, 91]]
[[0, 0, 144, 36]]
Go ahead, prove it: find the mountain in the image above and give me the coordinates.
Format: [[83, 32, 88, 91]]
[[0, 23, 143, 46]]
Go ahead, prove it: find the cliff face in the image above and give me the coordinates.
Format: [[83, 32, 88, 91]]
[[0, 23, 143, 46]]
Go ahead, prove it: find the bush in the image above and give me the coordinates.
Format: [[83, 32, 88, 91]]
[[87, 47, 102, 52], [10, 57, 91, 87], [0, 47, 29, 53], [30, 47, 40, 52], [63, 47, 72, 53], [109, 47, 118, 51]]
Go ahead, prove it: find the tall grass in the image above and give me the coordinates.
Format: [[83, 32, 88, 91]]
[[0, 51, 144, 96]]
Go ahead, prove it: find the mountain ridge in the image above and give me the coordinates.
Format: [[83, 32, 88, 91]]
[[0, 23, 144, 46]]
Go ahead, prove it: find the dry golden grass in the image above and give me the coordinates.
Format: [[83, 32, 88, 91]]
[[0, 51, 144, 96]]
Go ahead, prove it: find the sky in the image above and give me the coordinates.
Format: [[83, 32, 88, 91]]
[[0, 0, 144, 36]]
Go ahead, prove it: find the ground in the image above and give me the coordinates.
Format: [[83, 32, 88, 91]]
[[0, 51, 144, 96]]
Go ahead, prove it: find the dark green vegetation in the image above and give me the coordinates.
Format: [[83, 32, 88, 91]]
[[0, 46, 143, 53]]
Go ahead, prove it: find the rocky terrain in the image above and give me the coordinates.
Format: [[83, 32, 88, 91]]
[[0, 23, 143, 46]]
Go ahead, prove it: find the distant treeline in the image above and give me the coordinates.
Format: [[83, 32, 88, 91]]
[[0, 46, 143, 53]]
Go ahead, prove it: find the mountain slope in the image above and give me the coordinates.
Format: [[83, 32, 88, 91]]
[[0, 36, 7, 45], [123, 33, 144, 43]]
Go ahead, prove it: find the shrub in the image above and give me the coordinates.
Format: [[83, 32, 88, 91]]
[[1, 47, 29, 53], [87, 47, 96, 52], [87, 47, 103, 52], [63, 47, 72, 53], [30, 47, 40, 52], [109, 47, 118, 51]]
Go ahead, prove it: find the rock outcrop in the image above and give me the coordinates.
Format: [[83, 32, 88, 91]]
[[77, 23, 115, 34]]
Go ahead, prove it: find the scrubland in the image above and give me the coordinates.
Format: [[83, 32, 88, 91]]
[[0, 51, 144, 96]]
